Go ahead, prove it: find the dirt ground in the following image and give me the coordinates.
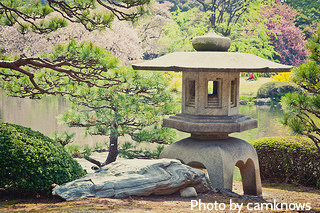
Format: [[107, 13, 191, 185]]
[[1, 181, 319, 213]]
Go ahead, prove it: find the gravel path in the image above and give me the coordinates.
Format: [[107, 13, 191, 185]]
[[1, 181, 319, 212]]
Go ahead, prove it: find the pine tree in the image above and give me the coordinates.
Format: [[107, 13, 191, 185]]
[[282, 28, 320, 151]]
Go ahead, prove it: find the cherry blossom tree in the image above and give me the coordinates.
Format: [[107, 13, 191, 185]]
[[261, 2, 308, 65]]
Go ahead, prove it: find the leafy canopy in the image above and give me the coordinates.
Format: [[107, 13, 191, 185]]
[[195, 0, 251, 36], [229, 0, 279, 62], [159, 7, 209, 53], [285, 0, 320, 38], [160, 0, 279, 66]]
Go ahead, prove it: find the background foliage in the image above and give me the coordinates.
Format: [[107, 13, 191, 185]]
[[285, 0, 320, 38]]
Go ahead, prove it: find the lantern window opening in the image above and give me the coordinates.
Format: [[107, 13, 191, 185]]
[[207, 79, 221, 108], [186, 80, 196, 107], [208, 81, 219, 97], [231, 79, 237, 107]]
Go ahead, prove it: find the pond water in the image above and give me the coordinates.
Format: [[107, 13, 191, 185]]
[[230, 104, 291, 142], [0, 91, 107, 146], [0, 91, 291, 147]]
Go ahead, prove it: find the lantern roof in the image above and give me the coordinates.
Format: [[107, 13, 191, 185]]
[[132, 31, 292, 73], [132, 51, 292, 73]]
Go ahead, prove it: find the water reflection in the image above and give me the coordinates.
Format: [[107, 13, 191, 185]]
[[0, 90, 291, 146]]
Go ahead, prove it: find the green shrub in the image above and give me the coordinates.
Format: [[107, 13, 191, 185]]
[[252, 136, 320, 188], [0, 123, 85, 193], [256, 82, 301, 101]]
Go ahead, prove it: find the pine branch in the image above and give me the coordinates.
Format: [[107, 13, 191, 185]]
[[0, 56, 123, 98], [0, 0, 149, 33]]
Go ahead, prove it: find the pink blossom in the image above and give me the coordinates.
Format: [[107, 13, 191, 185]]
[[260, 2, 308, 65]]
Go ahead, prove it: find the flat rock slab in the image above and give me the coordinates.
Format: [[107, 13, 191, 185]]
[[52, 159, 210, 201]]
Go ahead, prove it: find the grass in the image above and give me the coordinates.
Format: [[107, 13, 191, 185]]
[[0, 200, 20, 207], [239, 95, 255, 101], [233, 167, 242, 181], [239, 77, 271, 97]]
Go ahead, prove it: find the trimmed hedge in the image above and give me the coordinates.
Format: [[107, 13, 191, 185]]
[[252, 136, 320, 188], [256, 82, 301, 101], [0, 122, 85, 193]]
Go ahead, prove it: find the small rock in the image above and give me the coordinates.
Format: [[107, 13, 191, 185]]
[[214, 188, 266, 202], [180, 187, 197, 197], [239, 100, 247, 105], [219, 188, 242, 198], [242, 195, 266, 202], [51, 183, 59, 189]]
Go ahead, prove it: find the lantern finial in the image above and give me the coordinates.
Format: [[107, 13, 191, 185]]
[[192, 30, 231, 51]]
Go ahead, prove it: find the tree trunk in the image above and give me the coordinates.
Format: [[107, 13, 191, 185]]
[[104, 132, 119, 165]]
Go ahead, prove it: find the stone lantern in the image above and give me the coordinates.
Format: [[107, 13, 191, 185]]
[[132, 31, 291, 197]]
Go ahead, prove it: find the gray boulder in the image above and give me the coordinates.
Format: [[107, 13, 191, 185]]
[[254, 98, 271, 105], [52, 159, 211, 200]]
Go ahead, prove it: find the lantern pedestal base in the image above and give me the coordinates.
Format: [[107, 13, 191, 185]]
[[160, 136, 262, 197]]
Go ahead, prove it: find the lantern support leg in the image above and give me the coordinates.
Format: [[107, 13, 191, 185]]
[[236, 158, 262, 196], [160, 137, 262, 197]]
